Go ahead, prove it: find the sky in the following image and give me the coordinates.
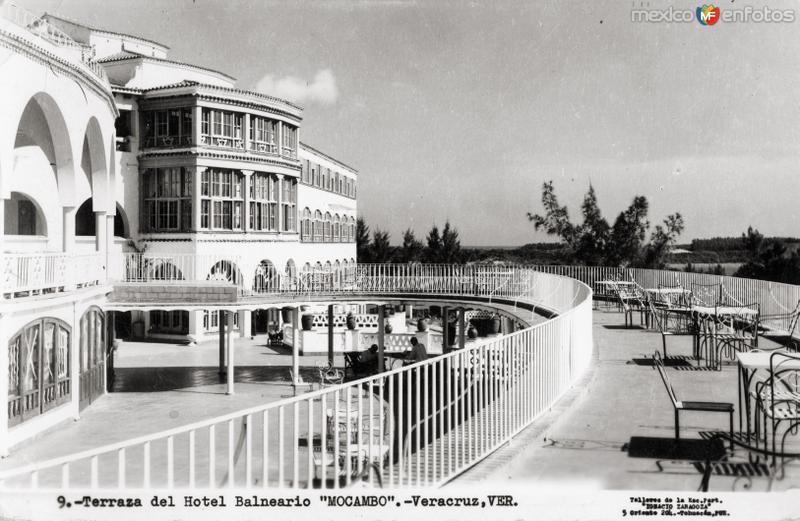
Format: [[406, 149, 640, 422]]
[[21, 0, 800, 246]]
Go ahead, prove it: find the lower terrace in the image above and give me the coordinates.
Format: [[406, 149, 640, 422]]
[[2, 306, 797, 491]]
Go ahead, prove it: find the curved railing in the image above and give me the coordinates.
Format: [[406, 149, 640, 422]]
[[0, 266, 593, 489]]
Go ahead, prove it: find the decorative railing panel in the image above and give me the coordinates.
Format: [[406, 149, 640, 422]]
[[2, 253, 104, 299]]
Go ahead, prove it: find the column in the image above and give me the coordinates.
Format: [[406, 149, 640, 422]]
[[106, 310, 116, 393], [327, 304, 334, 366], [105, 213, 114, 279], [188, 311, 199, 346], [192, 105, 203, 146], [62, 206, 76, 252], [276, 174, 284, 232], [142, 311, 151, 338], [218, 310, 226, 377], [243, 114, 250, 151], [239, 309, 251, 339], [377, 305, 385, 373], [241, 170, 252, 232], [442, 306, 450, 353], [191, 167, 204, 232], [458, 308, 466, 350], [226, 311, 235, 395], [406, 305, 414, 321], [292, 307, 300, 384], [277, 121, 283, 156], [95, 211, 107, 253]]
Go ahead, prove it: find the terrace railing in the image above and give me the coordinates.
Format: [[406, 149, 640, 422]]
[[2, 252, 105, 299], [0, 266, 593, 489], [0, 2, 110, 86], [523, 265, 800, 319]]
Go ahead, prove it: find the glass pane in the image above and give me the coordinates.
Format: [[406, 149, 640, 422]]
[[42, 322, 55, 385], [8, 336, 20, 397], [21, 324, 40, 392], [57, 327, 69, 380]]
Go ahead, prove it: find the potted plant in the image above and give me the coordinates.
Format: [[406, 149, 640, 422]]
[[490, 315, 502, 335], [467, 324, 478, 339], [346, 312, 356, 330], [281, 307, 292, 324], [384, 321, 393, 334], [301, 314, 314, 331]]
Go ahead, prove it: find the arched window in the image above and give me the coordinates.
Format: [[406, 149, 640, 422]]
[[207, 260, 243, 288], [314, 210, 323, 242], [324, 212, 332, 242], [253, 259, 279, 293], [301, 208, 312, 242], [333, 214, 340, 242], [8, 318, 71, 425], [285, 259, 296, 279]]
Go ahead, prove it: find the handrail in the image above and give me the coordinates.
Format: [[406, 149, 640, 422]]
[[0, 265, 593, 489]]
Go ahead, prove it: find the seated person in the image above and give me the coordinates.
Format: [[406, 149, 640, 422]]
[[405, 337, 428, 364], [357, 344, 380, 374]]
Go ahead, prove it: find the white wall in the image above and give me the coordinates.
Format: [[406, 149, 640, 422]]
[[103, 60, 235, 90]]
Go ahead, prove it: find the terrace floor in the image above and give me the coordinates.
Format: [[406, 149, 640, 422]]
[[457, 307, 800, 492], [3, 307, 799, 492]]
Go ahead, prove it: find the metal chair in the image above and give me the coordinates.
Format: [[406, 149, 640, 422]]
[[760, 300, 800, 351], [753, 351, 800, 465], [648, 300, 696, 359], [704, 302, 759, 369], [653, 351, 734, 449]]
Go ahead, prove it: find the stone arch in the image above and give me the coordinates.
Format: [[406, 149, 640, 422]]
[[149, 260, 184, 281], [81, 116, 109, 212], [13, 93, 75, 206], [4, 191, 48, 236], [74, 198, 128, 237], [114, 203, 129, 238], [253, 259, 280, 293], [207, 259, 244, 288]]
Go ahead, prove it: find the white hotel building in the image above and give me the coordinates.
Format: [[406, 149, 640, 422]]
[[0, 8, 356, 453]]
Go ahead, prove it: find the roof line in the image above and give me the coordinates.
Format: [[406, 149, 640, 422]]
[[96, 54, 237, 82], [42, 13, 170, 50], [300, 142, 358, 174], [140, 80, 304, 113]]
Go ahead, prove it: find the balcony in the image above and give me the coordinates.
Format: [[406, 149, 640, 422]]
[[1, 252, 106, 300]]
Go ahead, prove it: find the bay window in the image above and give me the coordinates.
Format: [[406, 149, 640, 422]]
[[282, 125, 297, 158], [250, 116, 278, 154], [142, 167, 192, 232], [281, 177, 297, 232], [142, 107, 192, 148], [249, 173, 278, 231], [199, 169, 245, 231], [201, 108, 244, 149]]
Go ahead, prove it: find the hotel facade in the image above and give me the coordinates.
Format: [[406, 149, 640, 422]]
[[0, 9, 356, 454]]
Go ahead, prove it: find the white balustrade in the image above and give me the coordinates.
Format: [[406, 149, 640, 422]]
[[6, 262, 799, 490], [0, 265, 593, 489], [2, 252, 105, 298]]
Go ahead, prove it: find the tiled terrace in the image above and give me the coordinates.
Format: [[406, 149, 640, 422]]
[[458, 308, 800, 491]]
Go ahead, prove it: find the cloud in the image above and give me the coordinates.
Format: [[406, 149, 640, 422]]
[[253, 69, 338, 105]]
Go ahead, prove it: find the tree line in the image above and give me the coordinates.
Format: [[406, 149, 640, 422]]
[[527, 181, 684, 268], [356, 217, 463, 264]]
